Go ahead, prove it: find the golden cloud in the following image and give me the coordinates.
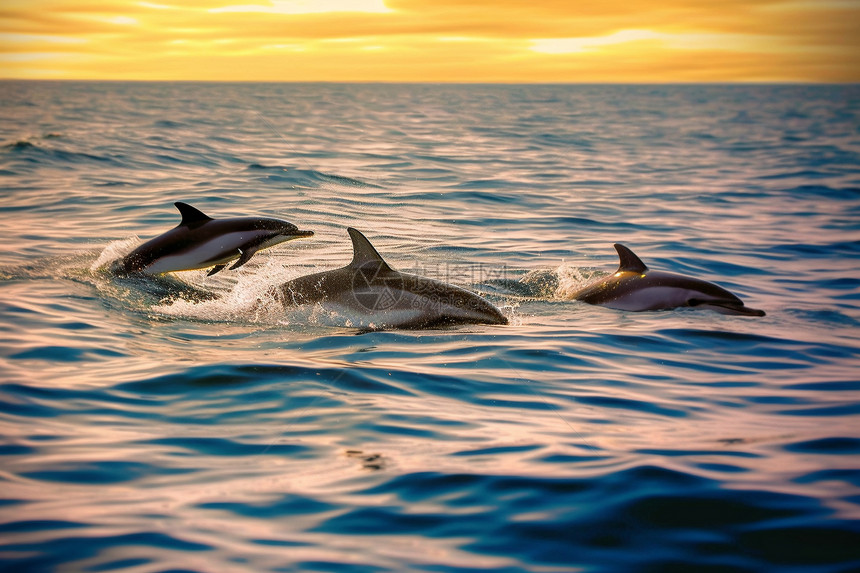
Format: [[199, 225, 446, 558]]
[[0, 0, 857, 81]]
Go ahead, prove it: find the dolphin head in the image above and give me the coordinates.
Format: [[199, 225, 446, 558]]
[[686, 287, 766, 316], [452, 293, 509, 326], [412, 281, 509, 327], [250, 217, 314, 242], [611, 269, 767, 317], [626, 268, 768, 317]]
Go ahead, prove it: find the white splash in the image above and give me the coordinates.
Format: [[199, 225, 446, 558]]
[[151, 257, 324, 326], [90, 237, 140, 271], [553, 263, 602, 299]]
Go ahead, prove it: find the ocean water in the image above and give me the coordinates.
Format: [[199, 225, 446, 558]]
[[1, 81, 859, 572]]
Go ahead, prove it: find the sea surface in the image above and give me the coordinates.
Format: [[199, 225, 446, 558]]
[[1, 81, 859, 572]]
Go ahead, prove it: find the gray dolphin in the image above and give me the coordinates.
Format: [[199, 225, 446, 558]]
[[272, 228, 508, 330], [112, 202, 313, 276], [573, 243, 766, 316]]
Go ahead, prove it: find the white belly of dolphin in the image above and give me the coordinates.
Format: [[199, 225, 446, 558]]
[[311, 286, 494, 329], [323, 302, 425, 330], [144, 231, 265, 273]]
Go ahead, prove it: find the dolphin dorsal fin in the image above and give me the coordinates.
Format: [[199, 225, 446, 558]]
[[347, 228, 392, 271], [175, 202, 212, 226], [614, 243, 648, 273]]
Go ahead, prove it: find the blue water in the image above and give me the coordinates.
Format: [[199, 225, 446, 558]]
[[1, 81, 859, 572]]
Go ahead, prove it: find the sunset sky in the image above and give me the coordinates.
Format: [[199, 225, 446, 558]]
[[1, 0, 858, 82]]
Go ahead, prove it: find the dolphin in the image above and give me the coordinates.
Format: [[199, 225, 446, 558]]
[[111, 202, 313, 276], [271, 228, 508, 330], [573, 243, 766, 316]]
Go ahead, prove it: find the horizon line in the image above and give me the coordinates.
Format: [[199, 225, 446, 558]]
[[2, 78, 857, 86]]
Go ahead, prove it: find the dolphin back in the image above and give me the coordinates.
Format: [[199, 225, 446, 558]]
[[347, 227, 393, 272], [111, 202, 312, 276], [614, 243, 648, 273], [275, 228, 508, 329], [573, 244, 765, 316], [175, 202, 213, 226]]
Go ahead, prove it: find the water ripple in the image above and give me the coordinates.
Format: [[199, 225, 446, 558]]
[[1, 82, 859, 572]]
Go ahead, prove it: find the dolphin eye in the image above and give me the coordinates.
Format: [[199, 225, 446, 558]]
[[688, 299, 703, 307]]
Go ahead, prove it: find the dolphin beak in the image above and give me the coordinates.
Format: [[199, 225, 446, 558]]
[[733, 306, 766, 317], [286, 229, 314, 239], [707, 301, 766, 317]]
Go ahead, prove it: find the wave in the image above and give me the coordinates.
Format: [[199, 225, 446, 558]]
[[1, 138, 121, 166], [245, 163, 379, 188], [1, 458, 856, 571]]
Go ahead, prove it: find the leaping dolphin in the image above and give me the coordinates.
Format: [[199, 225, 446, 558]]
[[111, 202, 313, 276], [573, 244, 766, 316], [271, 228, 508, 330]]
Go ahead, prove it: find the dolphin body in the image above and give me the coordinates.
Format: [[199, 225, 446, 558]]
[[272, 228, 508, 330], [112, 202, 313, 276], [573, 244, 766, 316]]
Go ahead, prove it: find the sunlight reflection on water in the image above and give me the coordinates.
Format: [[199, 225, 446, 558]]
[[1, 82, 859, 572]]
